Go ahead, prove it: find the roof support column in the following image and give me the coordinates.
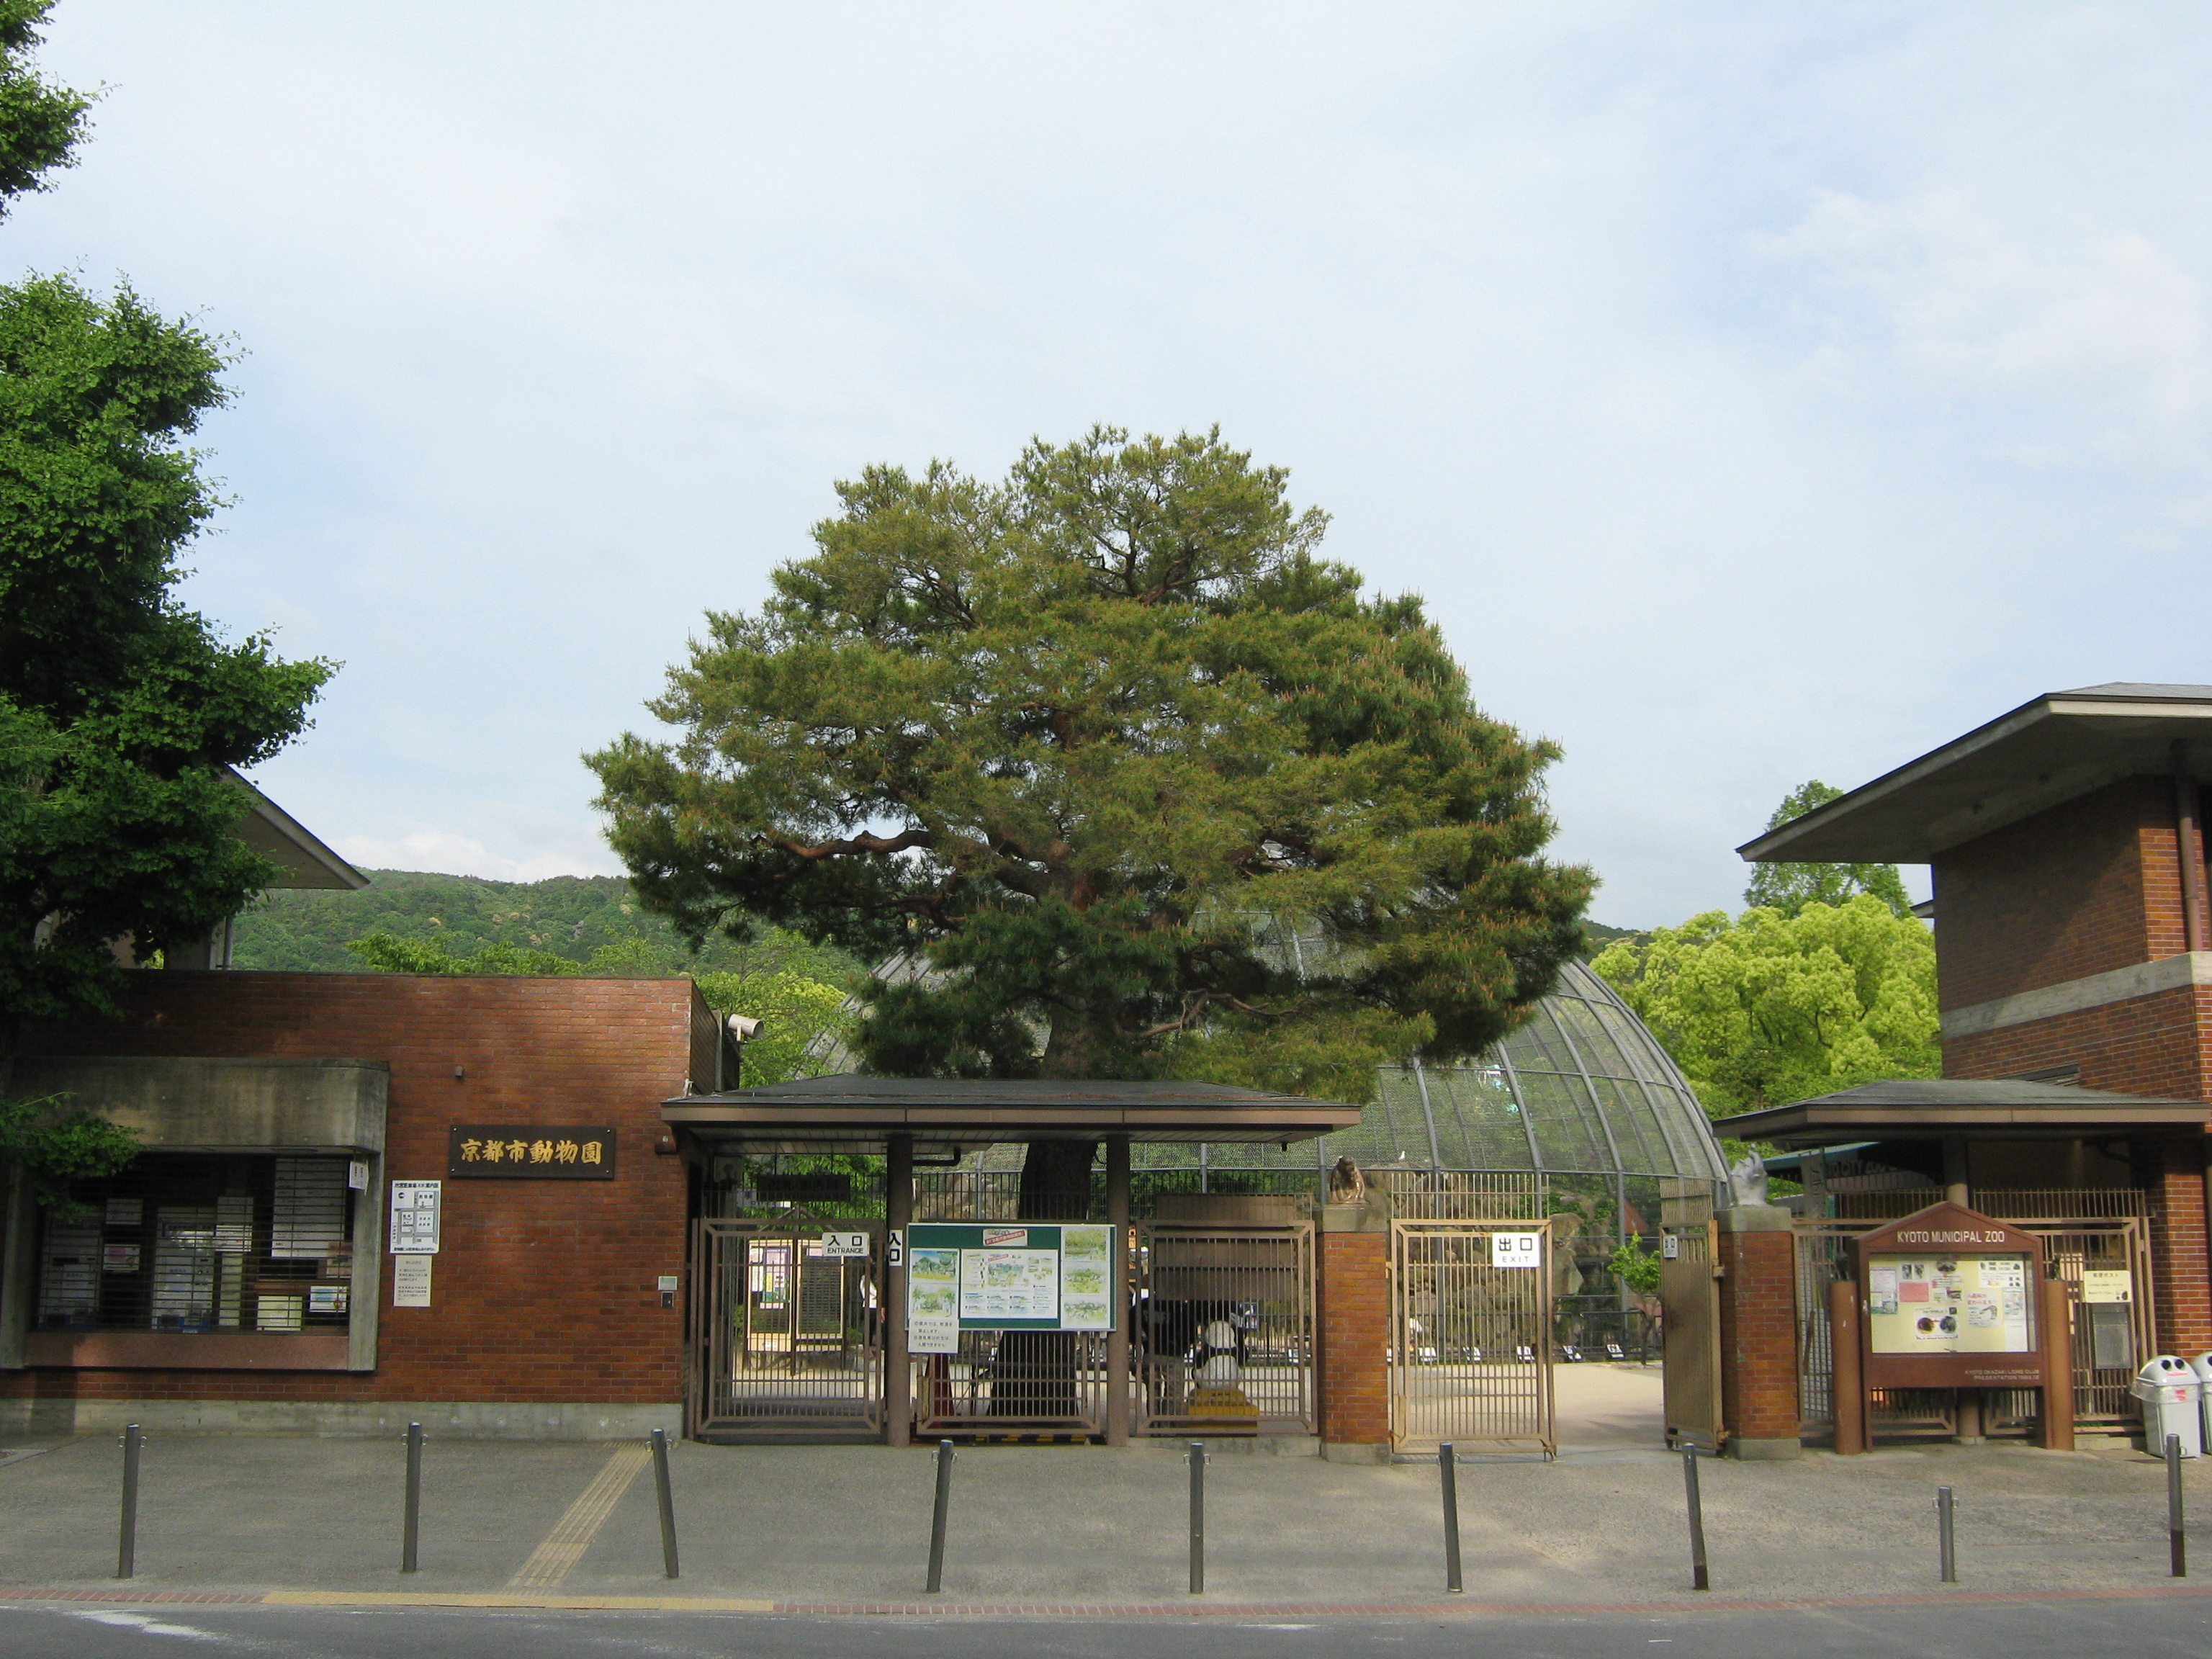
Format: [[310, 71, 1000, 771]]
[[2176, 742, 2207, 954], [1105, 1134, 1131, 1447], [885, 1133, 912, 1448]]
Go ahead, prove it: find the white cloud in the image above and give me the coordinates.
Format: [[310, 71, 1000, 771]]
[[1765, 190, 2209, 467]]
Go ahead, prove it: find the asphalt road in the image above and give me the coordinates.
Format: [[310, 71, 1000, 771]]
[[4, 1596, 2212, 1659]]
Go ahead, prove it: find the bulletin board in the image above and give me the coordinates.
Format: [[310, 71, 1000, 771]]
[[1855, 1202, 2046, 1389]]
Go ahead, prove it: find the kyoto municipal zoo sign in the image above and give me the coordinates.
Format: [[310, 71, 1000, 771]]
[[446, 1126, 617, 1179]]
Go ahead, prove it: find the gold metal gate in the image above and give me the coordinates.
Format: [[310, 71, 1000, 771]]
[[689, 1210, 882, 1439], [1390, 1219, 1555, 1455], [1138, 1222, 1315, 1436], [1660, 1223, 1722, 1450]]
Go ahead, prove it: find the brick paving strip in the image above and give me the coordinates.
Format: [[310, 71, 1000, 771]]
[[6, 1583, 2212, 1617]]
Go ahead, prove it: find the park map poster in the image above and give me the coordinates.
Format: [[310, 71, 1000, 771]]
[[905, 1223, 1115, 1355]]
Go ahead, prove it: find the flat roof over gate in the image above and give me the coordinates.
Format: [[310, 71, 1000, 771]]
[[661, 1074, 1362, 1158]]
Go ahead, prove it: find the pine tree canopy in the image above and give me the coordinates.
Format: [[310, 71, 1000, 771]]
[[589, 426, 1593, 1104]]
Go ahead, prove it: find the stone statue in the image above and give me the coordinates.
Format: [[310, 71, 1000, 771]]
[[1727, 1151, 1770, 1208], [1326, 1154, 1367, 1206]]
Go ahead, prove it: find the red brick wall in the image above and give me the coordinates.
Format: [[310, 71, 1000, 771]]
[[2141, 1139, 2212, 1357], [4, 972, 698, 1407], [1316, 1231, 1390, 1444], [1933, 778, 2180, 1012], [1716, 1230, 1799, 1445], [1943, 986, 2212, 1102]]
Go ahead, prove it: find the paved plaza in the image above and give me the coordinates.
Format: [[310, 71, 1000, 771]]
[[3, 1365, 2209, 1615]]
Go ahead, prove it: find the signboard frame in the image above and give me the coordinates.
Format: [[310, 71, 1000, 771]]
[[1855, 1201, 2048, 1390], [904, 1221, 1118, 1357]]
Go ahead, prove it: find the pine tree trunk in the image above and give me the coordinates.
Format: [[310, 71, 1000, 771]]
[[992, 1138, 1097, 1419]]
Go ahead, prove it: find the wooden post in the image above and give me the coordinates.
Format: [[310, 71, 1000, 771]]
[[1829, 1277, 1866, 1455], [886, 1133, 913, 1448], [1105, 1134, 1131, 1447], [2038, 1274, 2075, 1452]]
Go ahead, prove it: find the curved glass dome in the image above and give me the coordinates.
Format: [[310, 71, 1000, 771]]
[[1313, 957, 1726, 1183]]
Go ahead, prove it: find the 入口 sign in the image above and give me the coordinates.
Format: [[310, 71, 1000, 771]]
[[819, 1232, 869, 1258], [447, 1126, 616, 1179]]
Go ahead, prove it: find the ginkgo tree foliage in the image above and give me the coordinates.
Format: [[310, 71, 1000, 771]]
[[1591, 894, 1938, 1120], [589, 426, 1593, 1198]]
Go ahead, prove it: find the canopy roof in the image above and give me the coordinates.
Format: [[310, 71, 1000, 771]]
[[226, 768, 367, 891], [1736, 683, 2212, 865], [662, 1074, 1361, 1159], [1713, 1078, 2209, 1149]]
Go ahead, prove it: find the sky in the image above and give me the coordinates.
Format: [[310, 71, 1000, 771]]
[[14, 4, 2212, 925]]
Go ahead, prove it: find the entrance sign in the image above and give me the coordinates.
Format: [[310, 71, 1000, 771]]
[[904, 1221, 1116, 1355], [1854, 1202, 2046, 1390], [1490, 1233, 1542, 1268], [389, 1180, 441, 1254], [820, 1231, 869, 1258], [446, 1126, 615, 1179]]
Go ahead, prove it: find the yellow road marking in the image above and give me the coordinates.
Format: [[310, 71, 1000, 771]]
[[505, 1442, 654, 1591], [264, 1591, 773, 1611]]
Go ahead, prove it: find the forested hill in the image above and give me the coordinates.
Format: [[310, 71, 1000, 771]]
[[235, 868, 1641, 979], [230, 869, 862, 983]]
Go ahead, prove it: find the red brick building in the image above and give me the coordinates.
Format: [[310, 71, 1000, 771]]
[[1717, 683, 2212, 1444], [0, 970, 721, 1439]]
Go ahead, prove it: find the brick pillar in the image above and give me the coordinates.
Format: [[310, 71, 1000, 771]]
[[1316, 1203, 1391, 1463], [2146, 1137, 2212, 1357], [1715, 1204, 1800, 1460]]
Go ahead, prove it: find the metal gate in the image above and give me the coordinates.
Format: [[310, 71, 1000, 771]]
[[1138, 1222, 1315, 1436], [689, 1211, 882, 1439], [1793, 1214, 2157, 1439], [1390, 1219, 1555, 1455], [1660, 1223, 1722, 1450]]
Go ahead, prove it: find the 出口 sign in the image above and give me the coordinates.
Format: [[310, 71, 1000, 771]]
[[448, 1126, 616, 1179]]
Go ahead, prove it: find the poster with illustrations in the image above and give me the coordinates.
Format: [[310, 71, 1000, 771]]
[[1058, 1224, 1112, 1330], [1866, 1252, 2032, 1354], [907, 1246, 961, 1354], [904, 1222, 1116, 1334]]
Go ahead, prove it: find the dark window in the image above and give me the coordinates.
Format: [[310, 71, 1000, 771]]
[[37, 1154, 355, 1334]]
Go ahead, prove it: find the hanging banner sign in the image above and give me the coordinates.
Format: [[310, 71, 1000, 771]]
[[904, 1221, 1115, 1354]]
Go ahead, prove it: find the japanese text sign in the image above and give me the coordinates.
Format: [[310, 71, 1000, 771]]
[[447, 1126, 616, 1179]]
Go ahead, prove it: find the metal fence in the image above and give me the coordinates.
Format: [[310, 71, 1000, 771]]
[[1138, 1223, 1315, 1436], [688, 1215, 883, 1441], [1390, 1220, 1555, 1456]]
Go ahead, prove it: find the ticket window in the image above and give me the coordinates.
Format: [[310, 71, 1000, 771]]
[[37, 1154, 357, 1335]]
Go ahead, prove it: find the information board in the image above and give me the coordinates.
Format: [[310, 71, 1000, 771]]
[[388, 1180, 441, 1255], [904, 1222, 1115, 1354], [1866, 1251, 2033, 1354]]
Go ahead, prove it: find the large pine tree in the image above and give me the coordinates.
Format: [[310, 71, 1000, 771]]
[[591, 426, 1592, 1186]]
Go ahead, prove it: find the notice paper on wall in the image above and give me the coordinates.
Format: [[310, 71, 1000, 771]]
[[388, 1180, 441, 1255], [392, 1256, 433, 1308]]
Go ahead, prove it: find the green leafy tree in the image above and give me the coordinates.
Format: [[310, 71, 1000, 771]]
[[589, 425, 1593, 1205], [1591, 894, 1938, 1118], [1, 8, 328, 1197], [1743, 780, 1914, 919], [693, 969, 853, 1086]]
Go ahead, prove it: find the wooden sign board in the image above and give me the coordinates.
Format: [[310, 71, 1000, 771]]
[[1856, 1201, 2046, 1389]]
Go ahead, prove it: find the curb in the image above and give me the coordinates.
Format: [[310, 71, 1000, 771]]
[[6, 1582, 2212, 1618]]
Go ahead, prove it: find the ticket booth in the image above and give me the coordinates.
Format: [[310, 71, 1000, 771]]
[[1830, 1200, 2074, 1452]]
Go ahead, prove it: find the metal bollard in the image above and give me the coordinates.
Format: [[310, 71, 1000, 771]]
[[117, 1425, 142, 1580], [1439, 1442, 1463, 1593], [1681, 1444, 1709, 1591], [1188, 1440, 1206, 1595], [650, 1428, 680, 1580], [924, 1439, 954, 1593], [401, 1421, 423, 1573], [2170, 1434, 2188, 1578], [1936, 1485, 1957, 1583]]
